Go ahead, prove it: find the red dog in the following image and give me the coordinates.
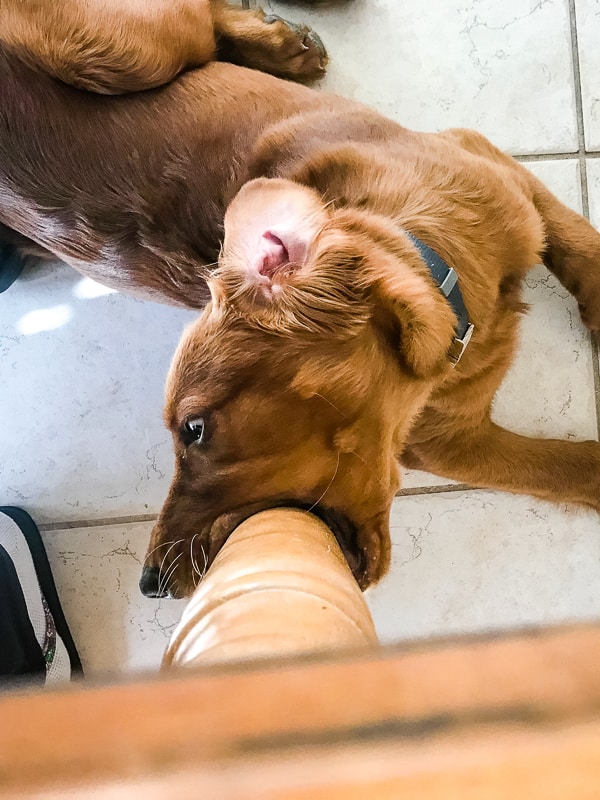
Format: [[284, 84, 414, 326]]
[[1, 1, 599, 597]]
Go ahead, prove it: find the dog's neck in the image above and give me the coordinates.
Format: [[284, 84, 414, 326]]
[[406, 233, 474, 367]]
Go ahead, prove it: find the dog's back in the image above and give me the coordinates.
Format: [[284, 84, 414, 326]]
[[0, 34, 331, 304]]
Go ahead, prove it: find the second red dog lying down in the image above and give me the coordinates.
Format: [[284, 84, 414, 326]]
[[2, 1, 600, 597]]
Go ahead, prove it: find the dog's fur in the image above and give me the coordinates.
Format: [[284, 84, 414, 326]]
[[2, 1, 600, 596]]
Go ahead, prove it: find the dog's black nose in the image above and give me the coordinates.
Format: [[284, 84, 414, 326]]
[[139, 566, 168, 598]]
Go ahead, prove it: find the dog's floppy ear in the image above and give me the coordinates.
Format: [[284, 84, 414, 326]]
[[341, 213, 458, 379], [367, 248, 457, 377], [286, 152, 460, 378]]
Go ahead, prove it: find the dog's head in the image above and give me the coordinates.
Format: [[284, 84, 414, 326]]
[[140, 178, 457, 598]]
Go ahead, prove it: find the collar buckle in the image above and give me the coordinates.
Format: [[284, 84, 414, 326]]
[[406, 233, 475, 368], [448, 323, 474, 367]]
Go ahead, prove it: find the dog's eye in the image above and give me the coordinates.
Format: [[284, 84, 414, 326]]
[[182, 417, 206, 446]]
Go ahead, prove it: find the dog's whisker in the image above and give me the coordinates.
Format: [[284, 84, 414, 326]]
[[190, 533, 203, 579], [190, 536, 199, 588], [144, 538, 180, 566], [192, 552, 203, 581], [308, 450, 341, 513], [158, 551, 183, 598], [156, 538, 184, 575], [347, 448, 375, 473], [312, 392, 349, 419], [156, 538, 184, 587], [158, 553, 182, 596], [190, 533, 200, 575], [200, 544, 208, 579]]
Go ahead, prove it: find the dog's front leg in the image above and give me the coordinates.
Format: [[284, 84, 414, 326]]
[[403, 415, 600, 512]]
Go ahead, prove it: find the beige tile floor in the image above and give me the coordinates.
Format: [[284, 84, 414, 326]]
[[2, 0, 600, 677]]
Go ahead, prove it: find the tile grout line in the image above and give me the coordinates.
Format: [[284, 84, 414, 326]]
[[592, 337, 600, 441], [39, 513, 159, 532], [567, 0, 590, 217], [567, 0, 600, 439], [515, 152, 600, 162], [515, 153, 577, 162], [397, 483, 473, 497]]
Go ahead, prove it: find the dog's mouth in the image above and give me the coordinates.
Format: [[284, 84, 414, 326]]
[[141, 498, 366, 600], [293, 501, 367, 585], [212, 497, 366, 585]]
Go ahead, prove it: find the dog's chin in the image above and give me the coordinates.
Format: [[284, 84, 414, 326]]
[[297, 502, 368, 588]]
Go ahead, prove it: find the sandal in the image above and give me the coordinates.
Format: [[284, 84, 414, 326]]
[[0, 507, 83, 686]]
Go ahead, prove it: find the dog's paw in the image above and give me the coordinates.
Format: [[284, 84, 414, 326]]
[[263, 15, 328, 81]]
